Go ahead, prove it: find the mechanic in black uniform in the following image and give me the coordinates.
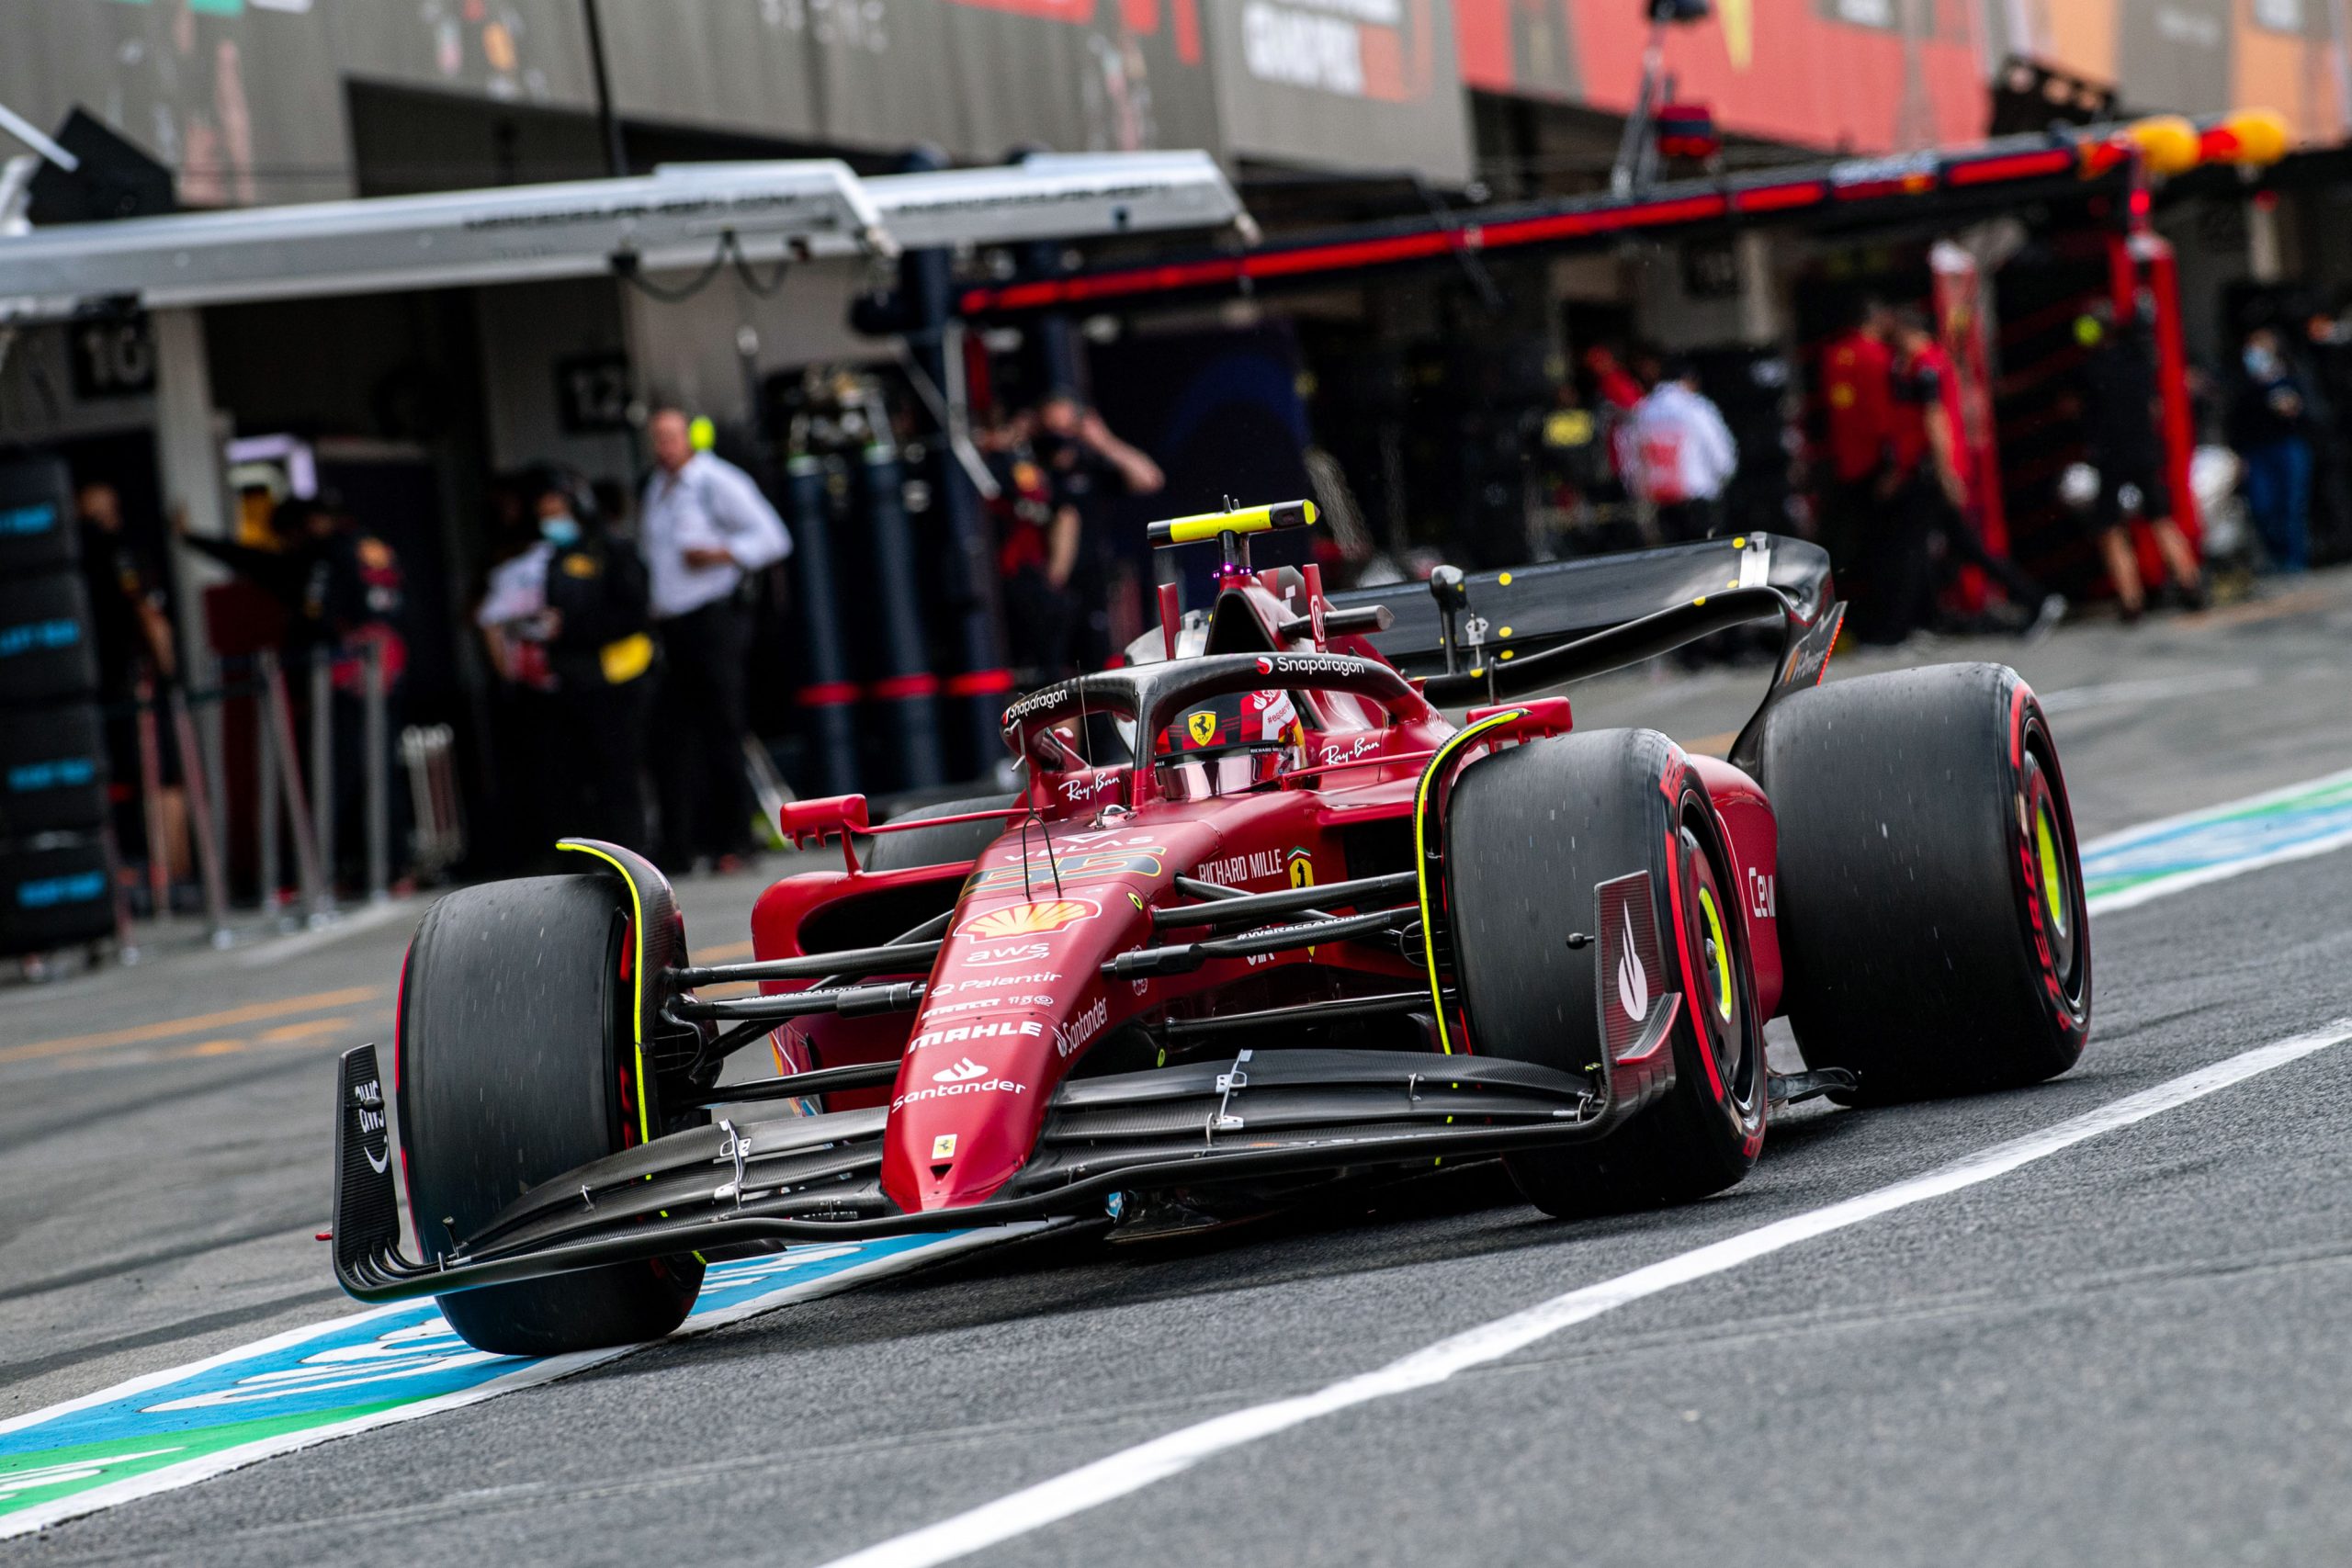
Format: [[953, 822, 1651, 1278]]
[[535, 473, 656, 854], [2072, 299, 2206, 620], [1034, 389, 1162, 672], [179, 494, 411, 886], [76, 480, 186, 888]]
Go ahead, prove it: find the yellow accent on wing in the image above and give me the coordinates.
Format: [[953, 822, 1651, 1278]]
[[600, 632, 654, 685], [556, 839, 654, 1146], [1150, 499, 1317, 546], [1412, 709, 1529, 1056]]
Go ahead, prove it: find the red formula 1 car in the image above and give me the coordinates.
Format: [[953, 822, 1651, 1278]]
[[332, 504, 2091, 1354]]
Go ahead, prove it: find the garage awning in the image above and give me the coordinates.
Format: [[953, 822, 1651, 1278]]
[[0, 152, 1244, 318]]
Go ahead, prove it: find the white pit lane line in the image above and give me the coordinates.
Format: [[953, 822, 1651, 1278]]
[[817, 1021, 2352, 1568]]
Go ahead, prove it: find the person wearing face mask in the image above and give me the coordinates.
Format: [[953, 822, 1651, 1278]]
[[477, 480, 562, 866], [537, 475, 655, 854], [2231, 326, 2314, 574]]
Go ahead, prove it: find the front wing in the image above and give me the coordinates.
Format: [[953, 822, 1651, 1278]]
[[332, 1032, 1674, 1304]]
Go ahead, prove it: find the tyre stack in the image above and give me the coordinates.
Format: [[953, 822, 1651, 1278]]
[[0, 455, 115, 958]]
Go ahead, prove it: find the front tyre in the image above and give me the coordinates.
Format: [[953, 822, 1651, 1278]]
[[1447, 729, 1768, 1217], [397, 874, 702, 1354], [1758, 663, 2091, 1100]]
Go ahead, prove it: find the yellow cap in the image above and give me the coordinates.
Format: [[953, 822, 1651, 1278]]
[[2124, 115, 2202, 177], [2204, 108, 2290, 167], [1148, 499, 1318, 547]]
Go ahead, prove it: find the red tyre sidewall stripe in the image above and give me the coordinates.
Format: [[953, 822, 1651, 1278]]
[[1660, 754, 1728, 1105], [391, 937, 421, 1240], [2008, 682, 2090, 1048]]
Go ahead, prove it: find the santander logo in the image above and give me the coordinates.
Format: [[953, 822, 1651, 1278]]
[[933, 1057, 989, 1084], [1616, 905, 1648, 1021]]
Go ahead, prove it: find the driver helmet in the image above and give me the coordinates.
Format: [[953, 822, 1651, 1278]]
[[1155, 689, 1305, 801]]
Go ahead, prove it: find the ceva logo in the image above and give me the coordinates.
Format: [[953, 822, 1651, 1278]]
[[933, 1057, 989, 1084]]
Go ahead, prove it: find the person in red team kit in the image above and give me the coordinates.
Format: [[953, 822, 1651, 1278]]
[[1817, 299, 1894, 576], [1864, 310, 2063, 644]]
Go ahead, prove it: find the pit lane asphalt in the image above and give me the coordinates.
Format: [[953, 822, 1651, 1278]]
[[6, 573, 2352, 1567]]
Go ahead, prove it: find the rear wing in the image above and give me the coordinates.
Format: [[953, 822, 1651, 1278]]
[[1329, 534, 1842, 773], [1328, 534, 1832, 691]]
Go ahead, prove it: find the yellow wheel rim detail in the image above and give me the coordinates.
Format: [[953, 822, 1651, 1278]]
[[1697, 885, 1734, 1022], [2036, 806, 2068, 939]]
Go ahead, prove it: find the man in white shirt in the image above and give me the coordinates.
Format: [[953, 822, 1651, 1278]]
[[639, 408, 792, 869], [1627, 359, 1741, 543]]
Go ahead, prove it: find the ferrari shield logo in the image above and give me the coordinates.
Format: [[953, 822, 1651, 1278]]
[[1186, 711, 1219, 748]]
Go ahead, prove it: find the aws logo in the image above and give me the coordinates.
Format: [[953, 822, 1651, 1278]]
[[961, 899, 1100, 940]]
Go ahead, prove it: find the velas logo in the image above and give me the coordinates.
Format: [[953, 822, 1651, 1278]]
[[933, 1056, 989, 1083], [962, 899, 1099, 939]]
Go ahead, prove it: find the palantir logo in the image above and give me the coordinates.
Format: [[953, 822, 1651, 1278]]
[[933, 1057, 989, 1084], [1616, 905, 1648, 1021]]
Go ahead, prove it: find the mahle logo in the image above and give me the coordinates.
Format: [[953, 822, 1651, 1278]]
[[962, 899, 1098, 940]]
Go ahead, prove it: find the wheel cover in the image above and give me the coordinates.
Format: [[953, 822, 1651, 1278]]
[[1679, 814, 1757, 1111], [2021, 748, 2086, 1007]]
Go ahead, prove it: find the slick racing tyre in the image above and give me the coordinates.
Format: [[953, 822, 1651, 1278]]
[[1757, 663, 2090, 1101], [1447, 728, 1768, 1217], [397, 874, 702, 1354], [861, 794, 1019, 874]]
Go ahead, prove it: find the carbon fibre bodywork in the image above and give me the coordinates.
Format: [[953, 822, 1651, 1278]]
[[334, 534, 1835, 1305]]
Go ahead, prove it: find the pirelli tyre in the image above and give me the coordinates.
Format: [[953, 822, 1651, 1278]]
[[0, 455, 77, 576], [862, 793, 1018, 874], [1757, 663, 2090, 1101], [0, 703, 107, 837], [1446, 728, 1768, 1217], [0, 570, 99, 705], [396, 874, 702, 1354]]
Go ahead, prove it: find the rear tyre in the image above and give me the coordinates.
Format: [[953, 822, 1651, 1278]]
[[1758, 663, 2090, 1101], [861, 794, 1017, 874], [1447, 729, 1768, 1217], [397, 874, 702, 1354]]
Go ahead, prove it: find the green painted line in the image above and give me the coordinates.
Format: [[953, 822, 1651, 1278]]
[[2081, 766, 2352, 915], [1, 1230, 1046, 1540]]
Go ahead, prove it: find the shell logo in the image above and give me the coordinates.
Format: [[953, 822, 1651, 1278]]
[[962, 899, 1099, 939]]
